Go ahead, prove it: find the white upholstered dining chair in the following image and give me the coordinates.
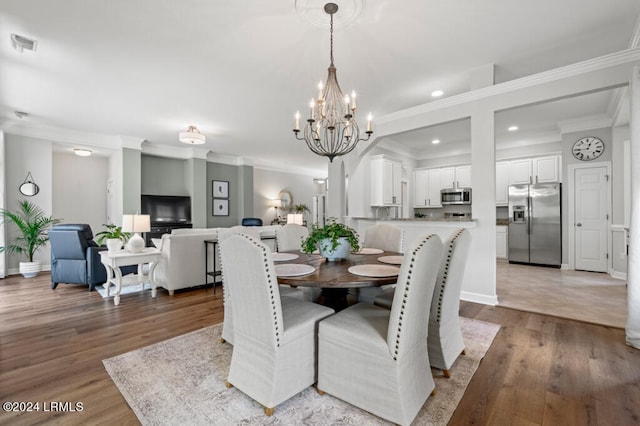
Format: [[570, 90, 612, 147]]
[[219, 233, 334, 416], [275, 223, 308, 252], [317, 233, 443, 425], [218, 228, 305, 345], [357, 223, 404, 304], [374, 228, 471, 378]]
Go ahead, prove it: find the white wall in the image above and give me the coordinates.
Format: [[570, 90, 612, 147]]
[[52, 151, 109, 234], [253, 168, 319, 226], [4, 134, 53, 273]]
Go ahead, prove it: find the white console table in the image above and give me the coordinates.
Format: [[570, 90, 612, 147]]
[[99, 248, 161, 306]]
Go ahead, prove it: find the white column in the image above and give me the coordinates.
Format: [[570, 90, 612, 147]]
[[627, 66, 640, 350], [468, 107, 498, 304], [0, 130, 5, 278]]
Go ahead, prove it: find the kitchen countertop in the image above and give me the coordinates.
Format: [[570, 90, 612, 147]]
[[351, 216, 476, 222]]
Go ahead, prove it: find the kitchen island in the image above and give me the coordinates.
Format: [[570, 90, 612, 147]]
[[347, 216, 477, 249], [346, 216, 497, 306]]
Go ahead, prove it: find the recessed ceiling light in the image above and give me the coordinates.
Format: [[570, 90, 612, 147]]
[[508, 125, 519, 132], [431, 90, 444, 98], [10, 33, 37, 53], [432, 139, 440, 144], [74, 148, 92, 157]]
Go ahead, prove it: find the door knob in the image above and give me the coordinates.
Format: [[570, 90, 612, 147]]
[[576, 223, 582, 227]]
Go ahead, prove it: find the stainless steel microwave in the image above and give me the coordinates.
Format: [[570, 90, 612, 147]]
[[441, 188, 472, 205]]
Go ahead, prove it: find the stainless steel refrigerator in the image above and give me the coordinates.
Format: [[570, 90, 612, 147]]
[[508, 183, 561, 267]]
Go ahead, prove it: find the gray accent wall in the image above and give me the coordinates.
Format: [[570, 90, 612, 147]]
[[252, 168, 317, 226], [122, 148, 141, 214], [141, 155, 189, 195], [207, 162, 254, 228]]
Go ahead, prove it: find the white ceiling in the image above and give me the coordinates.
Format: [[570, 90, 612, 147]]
[[1, 0, 639, 176]]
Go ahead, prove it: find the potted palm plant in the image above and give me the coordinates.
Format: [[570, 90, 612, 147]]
[[0, 200, 61, 277], [95, 224, 130, 253], [302, 218, 360, 261]]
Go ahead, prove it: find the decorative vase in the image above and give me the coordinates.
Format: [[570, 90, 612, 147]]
[[19, 260, 41, 278], [318, 237, 350, 261], [106, 238, 123, 253]]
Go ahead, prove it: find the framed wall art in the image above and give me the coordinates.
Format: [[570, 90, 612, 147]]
[[212, 180, 229, 198], [213, 198, 229, 216]]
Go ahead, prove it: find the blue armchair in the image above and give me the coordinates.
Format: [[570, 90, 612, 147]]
[[49, 224, 134, 291]]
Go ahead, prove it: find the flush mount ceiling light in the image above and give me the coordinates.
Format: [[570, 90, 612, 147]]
[[73, 148, 92, 157], [11, 33, 37, 53], [432, 139, 441, 144], [431, 90, 444, 98], [179, 125, 206, 145], [293, 2, 373, 162]]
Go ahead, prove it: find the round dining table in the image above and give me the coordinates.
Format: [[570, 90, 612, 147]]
[[275, 249, 403, 311]]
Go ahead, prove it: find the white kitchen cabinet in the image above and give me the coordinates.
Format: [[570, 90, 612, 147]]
[[496, 226, 508, 259], [509, 159, 532, 185], [508, 155, 560, 185], [496, 161, 510, 206], [427, 168, 443, 207], [414, 170, 428, 207], [371, 155, 402, 206], [440, 165, 471, 189], [413, 168, 442, 207], [532, 156, 560, 183]]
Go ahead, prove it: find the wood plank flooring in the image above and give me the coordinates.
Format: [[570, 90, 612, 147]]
[[1, 272, 639, 425]]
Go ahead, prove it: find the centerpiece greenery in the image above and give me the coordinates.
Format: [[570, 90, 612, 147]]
[[302, 218, 360, 260], [0, 200, 61, 277]]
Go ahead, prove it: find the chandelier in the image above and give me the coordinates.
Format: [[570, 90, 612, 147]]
[[293, 2, 372, 162]]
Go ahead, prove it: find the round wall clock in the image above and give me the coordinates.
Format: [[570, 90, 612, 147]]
[[572, 136, 604, 161]]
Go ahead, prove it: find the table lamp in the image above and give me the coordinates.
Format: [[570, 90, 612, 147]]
[[122, 214, 151, 253], [268, 199, 282, 221]]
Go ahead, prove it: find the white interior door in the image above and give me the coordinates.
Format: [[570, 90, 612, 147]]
[[574, 166, 609, 272]]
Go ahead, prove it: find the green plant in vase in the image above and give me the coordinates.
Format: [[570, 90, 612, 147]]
[[0, 200, 61, 277], [302, 218, 360, 261], [95, 224, 131, 252]]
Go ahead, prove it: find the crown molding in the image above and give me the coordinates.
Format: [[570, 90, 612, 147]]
[[556, 113, 613, 134], [377, 47, 640, 126], [251, 159, 325, 178]]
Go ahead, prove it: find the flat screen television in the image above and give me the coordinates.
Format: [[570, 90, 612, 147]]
[[141, 195, 192, 224]]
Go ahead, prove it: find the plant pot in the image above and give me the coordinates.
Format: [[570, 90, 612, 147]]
[[106, 238, 123, 253], [318, 237, 350, 261], [19, 260, 41, 278]]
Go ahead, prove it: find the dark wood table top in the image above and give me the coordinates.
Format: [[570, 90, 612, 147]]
[[275, 250, 403, 289]]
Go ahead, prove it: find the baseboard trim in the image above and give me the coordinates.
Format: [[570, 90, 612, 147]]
[[6, 264, 51, 277], [461, 291, 498, 306], [610, 270, 627, 281]]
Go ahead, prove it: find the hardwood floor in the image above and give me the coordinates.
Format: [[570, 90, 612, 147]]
[[1, 272, 639, 425]]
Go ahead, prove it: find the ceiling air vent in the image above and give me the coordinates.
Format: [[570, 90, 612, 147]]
[[11, 33, 37, 53]]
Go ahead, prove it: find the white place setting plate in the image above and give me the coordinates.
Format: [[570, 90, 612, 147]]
[[272, 252, 299, 262], [377, 255, 404, 265], [355, 247, 384, 255], [274, 263, 315, 277], [348, 264, 400, 278]]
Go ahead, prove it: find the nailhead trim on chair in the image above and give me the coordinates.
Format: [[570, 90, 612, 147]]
[[392, 235, 433, 361], [434, 228, 465, 323], [222, 233, 282, 348]]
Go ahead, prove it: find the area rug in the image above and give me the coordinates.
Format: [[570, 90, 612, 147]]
[[95, 283, 151, 299], [103, 317, 500, 425]]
